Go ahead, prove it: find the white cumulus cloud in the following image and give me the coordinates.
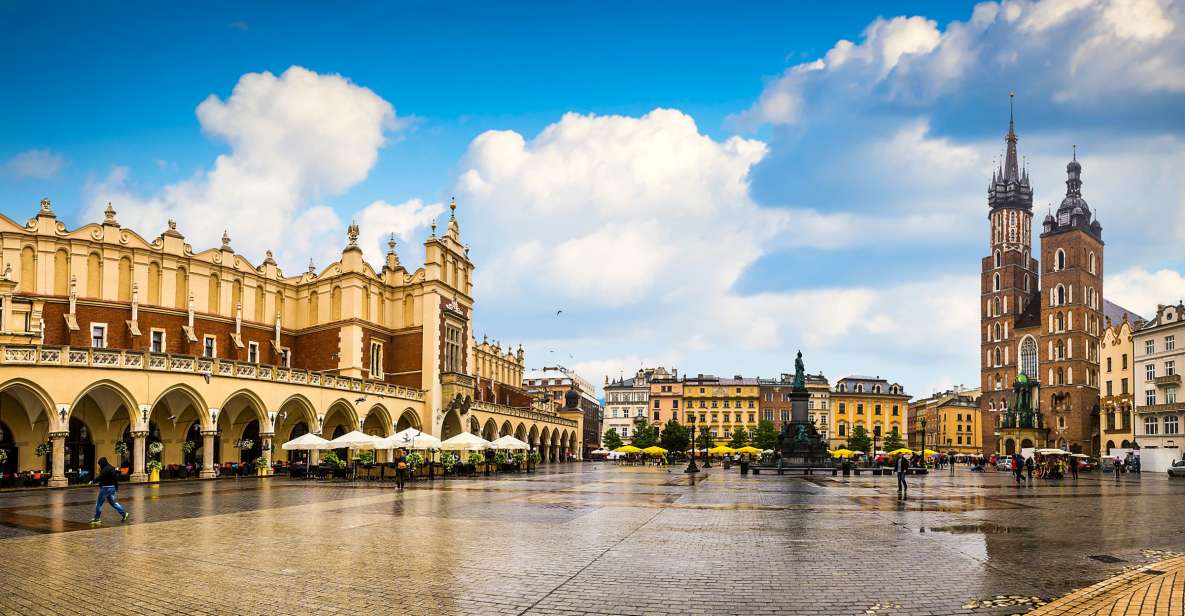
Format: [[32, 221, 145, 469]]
[[85, 66, 430, 270]]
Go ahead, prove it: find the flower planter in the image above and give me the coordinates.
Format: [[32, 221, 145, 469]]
[[149, 469, 160, 483]]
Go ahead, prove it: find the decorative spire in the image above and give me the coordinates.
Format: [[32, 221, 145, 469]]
[[387, 233, 396, 254], [347, 219, 360, 246], [449, 196, 457, 220], [1003, 92, 1019, 181], [430, 220, 437, 237], [308, 258, 316, 274], [385, 233, 401, 270], [103, 202, 118, 225], [221, 230, 232, 251]]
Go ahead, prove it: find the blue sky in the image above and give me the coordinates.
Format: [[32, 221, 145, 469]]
[[3, 0, 1185, 397]]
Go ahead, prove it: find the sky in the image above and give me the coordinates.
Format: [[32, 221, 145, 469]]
[[2, 0, 1184, 398]]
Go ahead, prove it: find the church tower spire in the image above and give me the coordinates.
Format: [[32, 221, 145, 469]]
[[1004, 93, 1019, 181]]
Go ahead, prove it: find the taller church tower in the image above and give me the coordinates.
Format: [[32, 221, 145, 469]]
[[1037, 148, 1104, 453], [980, 95, 1039, 456]]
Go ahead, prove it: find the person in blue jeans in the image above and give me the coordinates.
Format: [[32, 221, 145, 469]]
[[90, 457, 128, 524]]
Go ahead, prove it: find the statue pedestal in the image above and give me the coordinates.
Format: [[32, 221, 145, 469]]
[[767, 390, 831, 468]]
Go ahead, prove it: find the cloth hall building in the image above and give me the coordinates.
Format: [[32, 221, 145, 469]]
[[979, 102, 1138, 457], [0, 198, 581, 486]]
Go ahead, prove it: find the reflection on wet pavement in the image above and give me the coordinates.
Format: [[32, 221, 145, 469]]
[[1, 464, 1183, 615]]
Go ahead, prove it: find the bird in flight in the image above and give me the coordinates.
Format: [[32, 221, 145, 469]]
[[555, 309, 563, 316]]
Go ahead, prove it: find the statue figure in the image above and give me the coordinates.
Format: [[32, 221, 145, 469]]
[[792, 350, 806, 391]]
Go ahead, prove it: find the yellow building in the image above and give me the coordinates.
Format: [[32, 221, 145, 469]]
[[830, 375, 909, 451], [907, 387, 982, 454], [0, 198, 581, 486], [682, 374, 759, 445], [1100, 316, 1139, 455]]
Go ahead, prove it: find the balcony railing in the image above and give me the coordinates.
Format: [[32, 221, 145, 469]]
[[0, 344, 424, 401], [472, 400, 578, 427], [1153, 374, 1181, 386], [1138, 402, 1185, 413]]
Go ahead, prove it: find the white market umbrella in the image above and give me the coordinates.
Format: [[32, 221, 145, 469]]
[[281, 433, 331, 451], [328, 430, 383, 449], [490, 435, 530, 451], [385, 428, 442, 450], [439, 431, 492, 451], [590, 448, 610, 455]]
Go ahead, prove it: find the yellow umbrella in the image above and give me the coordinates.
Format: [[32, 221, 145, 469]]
[[887, 448, 914, 457], [708, 445, 736, 455], [831, 449, 855, 458], [642, 446, 668, 456], [614, 445, 642, 453], [735, 446, 762, 455], [916, 449, 939, 457]]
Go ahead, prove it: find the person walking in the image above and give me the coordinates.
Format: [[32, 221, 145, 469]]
[[395, 451, 407, 491], [1025, 455, 1035, 484], [1114, 455, 1123, 481], [1012, 454, 1023, 484], [90, 457, 128, 524], [894, 453, 910, 498], [1070, 456, 1079, 479]]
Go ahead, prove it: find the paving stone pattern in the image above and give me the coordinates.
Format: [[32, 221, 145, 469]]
[[1, 465, 1183, 615]]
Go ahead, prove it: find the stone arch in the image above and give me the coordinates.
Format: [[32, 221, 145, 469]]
[[277, 394, 318, 433], [0, 378, 56, 427], [540, 427, 551, 461], [568, 431, 577, 455], [219, 389, 270, 431], [1020, 438, 1034, 449], [362, 403, 393, 437], [441, 409, 462, 440], [481, 418, 498, 441], [150, 384, 211, 431], [323, 399, 360, 434], [396, 408, 421, 431], [468, 415, 480, 435], [514, 423, 526, 440], [528, 424, 539, 450], [1004, 438, 1016, 455], [71, 380, 140, 427], [500, 420, 513, 437]]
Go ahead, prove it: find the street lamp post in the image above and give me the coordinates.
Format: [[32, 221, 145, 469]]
[[919, 416, 927, 469], [684, 416, 700, 474], [872, 431, 879, 467]]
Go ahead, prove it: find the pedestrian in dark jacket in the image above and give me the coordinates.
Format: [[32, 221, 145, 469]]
[[91, 457, 128, 524], [1025, 456, 1035, 484], [894, 454, 910, 498]]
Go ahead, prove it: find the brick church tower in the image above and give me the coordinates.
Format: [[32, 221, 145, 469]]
[[1037, 147, 1104, 452], [979, 95, 1038, 456], [979, 95, 1104, 456]]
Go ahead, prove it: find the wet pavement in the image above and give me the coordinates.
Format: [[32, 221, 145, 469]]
[[0, 464, 1182, 615]]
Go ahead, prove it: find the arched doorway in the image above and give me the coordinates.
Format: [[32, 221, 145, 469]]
[[396, 408, 420, 432], [1004, 439, 1016, 455], [1020, 438, 1034, 449], [441, 410, 462, 440], [468, 415, 480, 435], [238, 420, 261, 463], [287, 422, 310, 464], [482, 419, 497, 441], [500, 421, 512, 438], [0, 421, 15, 475], [65, 417, 95, 479], [331, 424, 347, 462]]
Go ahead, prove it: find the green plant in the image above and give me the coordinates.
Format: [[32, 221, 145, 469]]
[[728, 427, 751, 449], [35, 442, 51, 457], [659, 420, 689, 453], [181, 440, 196, 454], [752, 420, 779, 451], [602, 428, 623, 450], [254, 455, 268, 468], [466, 451, 482, 466], [145, 460, 163, 473], [695, 428, 714, 451], [882, 428, 904, 452], [529, 451, 542, 464], [441, 452, 458, 473], [147, 441, 163, 455], [630, 420, 660, 448], [405, 452, 424, 470], [512, 451, 526, 464], [0, 449, 7, 465], [236, 439, 254, 450], [494, 451, 509, 465], [321, 451, 345, 469], [355, 450, 375, 465], [847, 425, 872, 455], [114, 440, 129, 456]]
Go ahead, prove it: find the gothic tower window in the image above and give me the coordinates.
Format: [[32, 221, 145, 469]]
[[1055, 249, 1066, 271], [994, 250, 1001, 268], [1024, 274, 1030, 292], [993, 273, 1000, 291], [1089, 251, 1096, 274], [1020, 336, 1038, 379]]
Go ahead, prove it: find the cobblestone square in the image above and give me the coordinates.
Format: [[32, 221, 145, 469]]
[[1, 465, 1183, 615]]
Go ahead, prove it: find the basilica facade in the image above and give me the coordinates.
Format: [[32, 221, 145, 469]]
[[979, 99, 1109, 456], [0, 198, 581, 486]]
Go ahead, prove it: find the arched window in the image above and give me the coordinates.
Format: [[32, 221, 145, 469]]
[[1089, 251, 1096, 275], [993, 297, 1002, 316], [1055, 249, 1066, 271], [1057, 367, 1065, 385], [1024, 274, 1030, 292], [836, 384, 846, 393], [855, 384, 864, 393], [147, 261, 161, 304], [331, 286, 342, 320], [86, 252, 102, 297], [208, 273, 221, 313], [992, 273, 1000, 291], [19, 246, 36, 293], [994, 347, 1002, 366], [1055, 312, 1065, 332], [1056, 340, 1066, 360], [53, 249, 69, 295], [175, 266, 188, 308], [872, 385, 882, 394], [308, 291, 319, 325], [994, 250, 1001, 268], [1055, 285, 1066, 306], [117, 256, 132, 301], [254, 285, 265, 321], [1020, 336, 1038, 378]]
